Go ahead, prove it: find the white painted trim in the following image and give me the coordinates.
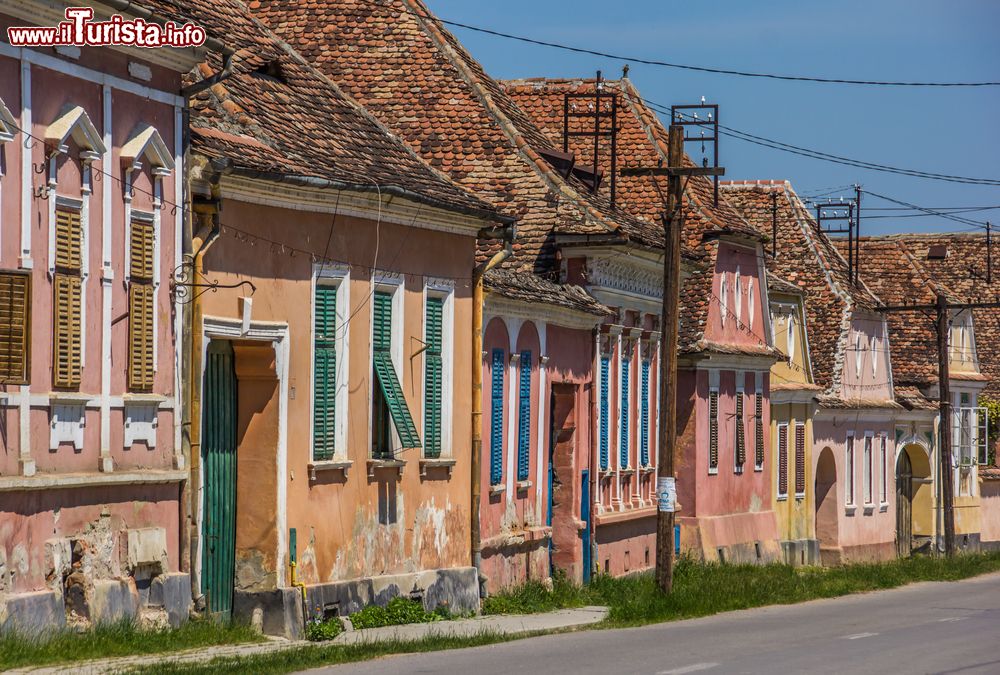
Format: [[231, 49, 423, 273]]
[[845, 431, 856, 507], [505, 351, 519, 499], [0, 41, 185, 106], [173, 105, 184, 466], [19, 59, 33, 269], [200, 315, 290, 590], [100, 84, 112, 472], [0, 469, 187, 492], [219, 174, 487, 237], [863, 431, 874, 506], [534, 327, 548, 523], [371, 272, 407, 458]]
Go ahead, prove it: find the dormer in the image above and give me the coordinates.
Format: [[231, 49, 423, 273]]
[[44, 105, 106, 157], [120, 124, 174, 175], [0, 98, 16, 143]]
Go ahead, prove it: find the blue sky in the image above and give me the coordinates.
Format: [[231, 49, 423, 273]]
[[424, 0, 1000, 235]]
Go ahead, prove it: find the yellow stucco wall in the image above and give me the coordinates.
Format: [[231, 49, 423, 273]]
[[771, 401, 816, 544]]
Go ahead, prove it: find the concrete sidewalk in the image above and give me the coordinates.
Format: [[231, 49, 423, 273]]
[[9, 606, 608, 674]]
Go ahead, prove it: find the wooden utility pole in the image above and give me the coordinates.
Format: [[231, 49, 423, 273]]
[[935, 294, 956, 556], [880, 296, 1000, 556], [622, 127, 724, 593]]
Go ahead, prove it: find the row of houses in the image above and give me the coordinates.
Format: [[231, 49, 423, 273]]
[[0, 0, 997, 636]]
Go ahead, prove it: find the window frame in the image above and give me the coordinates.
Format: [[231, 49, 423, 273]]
[[422, 280, 454, 459], [599, 353, 611, 471], [311, 264, 349, 462], [490, 347, 506, 485], [845, 432, 856, 508], [516, 349, 532, 480], [776, 422, 789, 500], [619, 349, 631, 470], [127, 212, 156, 392], [754, 387, 765, 472], [370, 276, 419, 458], [863, 432, 874, 507], [879, 434, 889, 507]]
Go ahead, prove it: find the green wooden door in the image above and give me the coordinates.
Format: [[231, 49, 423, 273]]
[[202, 340, 238, 616]]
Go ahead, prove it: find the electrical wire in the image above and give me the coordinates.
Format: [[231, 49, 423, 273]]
[[396, 1, 1000, 87], [861, 190, 990, 229]]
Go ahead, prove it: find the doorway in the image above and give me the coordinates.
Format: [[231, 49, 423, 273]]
[[549, 383, 583, 582], [896, 450, 913, 557], [201, 340, 238, 616], [814, 446, 839, 565]]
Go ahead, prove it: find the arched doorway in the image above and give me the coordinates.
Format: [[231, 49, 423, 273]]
[[815, 447, 839, 565], [897, 444, 933, 557]]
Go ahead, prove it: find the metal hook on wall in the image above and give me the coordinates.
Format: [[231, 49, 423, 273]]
[[33, 184, 50, 200]]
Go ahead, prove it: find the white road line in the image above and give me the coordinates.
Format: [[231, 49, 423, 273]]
[[842, 632, 879, 640], [938, 616, 969, 622], [656, 663, 719, 674]]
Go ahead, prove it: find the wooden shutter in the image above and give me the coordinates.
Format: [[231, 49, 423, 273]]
[[755, 392, 764, 469], [128, 283, 155, 390], [423, 297, 443, 459], [313, 285, 337, 460], [777, 425, 788, 497], [53, 273, 82, 388], [735, 392, 746, 470], [0, 272, 30, 384], [709, 390, 719, 470], [516, 350, 531, 480], [599, 355, 610, 470], [795, 423, 806, 496], [490, 348, 505, 484], [129, 219, 155, 281], [619, 358, 630, 468], [54, 209, 82, 271], [640, 360, 650, 467], [371, 291, 421, 450]]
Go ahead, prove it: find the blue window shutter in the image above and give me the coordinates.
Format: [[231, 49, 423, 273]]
[[490, 349, 505, 485], [640, 360, 650, 467], [516, 350, 532, 481], [599, 356, 610, 471], [620, 358, 630, 468]]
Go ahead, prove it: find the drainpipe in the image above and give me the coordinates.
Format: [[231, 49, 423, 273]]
[[185, 157, 229, 606], [471, 226, 514, 598]]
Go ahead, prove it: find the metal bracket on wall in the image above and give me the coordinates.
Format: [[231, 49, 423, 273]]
[[171, 259, 256, 304]]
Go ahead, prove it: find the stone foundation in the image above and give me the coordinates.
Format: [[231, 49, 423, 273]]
[[236, 567, 480, 638], [780, 539, 821, 566]]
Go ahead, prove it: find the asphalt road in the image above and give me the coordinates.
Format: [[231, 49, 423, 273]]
[[308, 572, 1000, 675]]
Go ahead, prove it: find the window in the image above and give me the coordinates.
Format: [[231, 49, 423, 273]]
[[863, 435, 873, 505], [708, 389, 719, 473], [735, 388, 746, 473], [423, 296, 444, 459], [871, 335, 878, 376], [787, 314, 795, 363], [53, 207, 82, 389], [620, 355, 630, 469], [640, 359, 650, 467], [777, 423, 788, 499], [371, 290, 420, 458], [516, 350, 531, 480], [128, 217, 155, 391], [795, 423, 806, 497], [599, 355, 610, 471], [879, 435, 888, 504], [490, 348, 505, 484], [720, 275, 728, 327], [846, 434, 855, 506], [748, 280, 755, 331], [978, 408, 990, 466], [754, 391, 765, 471], [854, 334, 863, 378], [0, 271, 30, 384], [735, 267, 743, 324], [313, 284, 338, 460]]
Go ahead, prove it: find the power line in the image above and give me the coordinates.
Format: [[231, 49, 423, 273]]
[[861, 190, 990, 229], [651, 102, 1000, 186], [397, 2, 1000, 87]]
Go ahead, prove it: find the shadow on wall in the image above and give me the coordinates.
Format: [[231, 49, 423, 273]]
[[815, 446, 839, 565]]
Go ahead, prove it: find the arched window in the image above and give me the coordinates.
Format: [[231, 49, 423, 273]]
[[735, 267, 743, 324], [720, 274, 728, 327]]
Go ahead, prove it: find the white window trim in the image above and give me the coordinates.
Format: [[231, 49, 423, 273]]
[[863, 431, 874, 507], [371, 271, 405, 458], [620, 344, 632, 470], [776, 422, 789, 501], [311, 263, 350, 460], [845, 431, 856, 509], [794, 423, 807, 500], [422, 278, 455, 458], [735, 267, 743, 325], [879, 434, 889, 508]]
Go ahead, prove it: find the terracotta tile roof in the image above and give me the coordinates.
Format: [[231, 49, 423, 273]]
[[895, 385, 938, 411], [722, 180, 883, 394], [871, 233, 1000, 398], [484, 269, 612, 317], [816, 395, 901, 410], [139, 0, 500, 220], [981, 466, 1000, 481], [767, 270, 804, 296], [248, 0, 658, 284]]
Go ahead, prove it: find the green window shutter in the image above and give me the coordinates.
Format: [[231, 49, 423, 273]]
[[313, 285, 337, 460], [372, 291, 421, 449], [423, 297, 444, 458]]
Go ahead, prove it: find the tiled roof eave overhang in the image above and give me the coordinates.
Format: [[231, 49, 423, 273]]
[[815, 395, 903, 411], [485, 294, 606, 331]]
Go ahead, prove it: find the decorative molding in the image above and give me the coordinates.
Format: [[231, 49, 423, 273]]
[[586, 256, 662, 302], [219, 174, 488, 237], [485, 296, 602, 331], [49, 403, 86, 451], [124, 401, 159, 449]]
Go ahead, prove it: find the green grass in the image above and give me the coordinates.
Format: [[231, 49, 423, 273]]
[[0, 618, 262, 671], [348, 596, 455, 630], [484, 551, 1000, 626]]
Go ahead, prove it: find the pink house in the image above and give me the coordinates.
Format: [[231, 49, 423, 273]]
[[0, 0, 217, 630]]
